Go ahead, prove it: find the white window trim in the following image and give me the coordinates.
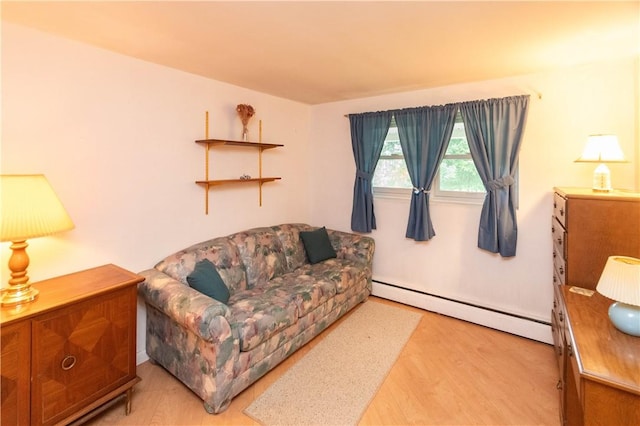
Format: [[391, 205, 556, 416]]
[[373, 186, 412, 200], [373, 185, 486, 205], [431, 185, 486, 205]]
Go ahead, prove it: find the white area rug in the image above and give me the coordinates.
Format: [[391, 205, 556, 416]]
[[244, 300, 422, 426]]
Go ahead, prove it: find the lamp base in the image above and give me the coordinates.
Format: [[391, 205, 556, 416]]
[[1, 239, 39, 306], [592, 163, 612, 192], [1, 284, 39, 306], [608, 302, 640, 337]]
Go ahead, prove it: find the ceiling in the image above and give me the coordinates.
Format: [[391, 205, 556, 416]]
[[3, 1, 639, 105]]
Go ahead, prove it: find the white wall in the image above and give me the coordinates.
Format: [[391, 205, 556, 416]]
[[308, 57, 639, 339], [1, 22, 312, 362]]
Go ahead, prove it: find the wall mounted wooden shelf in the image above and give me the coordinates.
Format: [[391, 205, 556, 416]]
[[195, 138, 283, 214]]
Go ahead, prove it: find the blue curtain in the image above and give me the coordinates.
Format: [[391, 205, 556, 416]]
[[349, 111, 392, 233], [395, 105, 457, 241], [459, 95, 529, 257]]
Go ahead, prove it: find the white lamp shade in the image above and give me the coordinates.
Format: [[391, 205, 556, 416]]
[[576, 135, 626, 163], [596, 256, 640, 306], [0, 174, 75, 242]]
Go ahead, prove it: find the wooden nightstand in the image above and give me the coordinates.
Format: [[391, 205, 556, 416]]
[[0, 264, 144, 425]]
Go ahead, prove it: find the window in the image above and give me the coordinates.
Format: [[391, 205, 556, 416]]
[[433, 114, 485, 202], [372, 113, 485, 203], [372, 119, 411, 191]]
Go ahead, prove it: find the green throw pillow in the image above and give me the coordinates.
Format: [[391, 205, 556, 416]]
[[300, 226, 337, 264], [186, 259, 230, 304]]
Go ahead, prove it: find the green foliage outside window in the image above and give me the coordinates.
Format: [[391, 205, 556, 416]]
[[439, 129, 485, 192], [373, 126, 412, 188]]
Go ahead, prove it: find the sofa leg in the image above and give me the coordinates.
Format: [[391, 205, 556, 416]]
[[203, 402, 215, 414], [203, 396, 232, 414]]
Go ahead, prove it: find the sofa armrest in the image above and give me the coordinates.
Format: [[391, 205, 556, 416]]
[[327, 229, 375, 266], [138, 268, 233, 343]]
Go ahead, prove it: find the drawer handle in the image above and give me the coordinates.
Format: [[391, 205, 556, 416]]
[[556, 380, 562, 390], [557, 237, 562, 245], [61, 355, 77, 371], [559, 266, 564, 275], [559, 311, 564, 322], [560, 208, 564, 216]]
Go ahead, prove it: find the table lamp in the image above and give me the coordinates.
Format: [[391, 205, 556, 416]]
[[0, 174, 75, 306], [596, 256, 640, 336], [575, 134, 626, 192]]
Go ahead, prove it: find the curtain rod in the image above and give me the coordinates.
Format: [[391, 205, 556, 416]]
[[343, 92, 540, 117]]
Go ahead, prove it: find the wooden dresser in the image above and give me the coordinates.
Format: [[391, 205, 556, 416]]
[[559, 285, 640, 426], [0, 264, 144, 425], [551, 187, 640, 425]]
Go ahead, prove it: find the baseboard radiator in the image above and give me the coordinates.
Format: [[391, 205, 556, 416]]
[[372, 280, 552, 344]]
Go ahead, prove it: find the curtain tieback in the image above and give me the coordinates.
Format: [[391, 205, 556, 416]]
[[413, 187, 429, 195], [356, 170, 373, 181], [485, 175, 515, 191]]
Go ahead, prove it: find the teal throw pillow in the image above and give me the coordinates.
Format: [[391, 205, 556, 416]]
[[186, 259, 230, 304], [300, 226, 337, 264]]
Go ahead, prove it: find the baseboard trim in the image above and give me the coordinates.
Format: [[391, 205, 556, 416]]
[[372, 280, 552, 344], [137, 350, 149, 365]]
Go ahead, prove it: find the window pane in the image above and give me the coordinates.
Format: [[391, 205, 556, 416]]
[[380, 127, 401, 156], [445, 122, 469, 155], [439, 158, 485, 192], [372, 159, 412, 188], [446, 137, 470, 155]]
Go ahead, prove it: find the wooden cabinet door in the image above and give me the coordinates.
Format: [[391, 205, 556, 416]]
[[1, 321, 31, 425], [31, 287, 136, 425]]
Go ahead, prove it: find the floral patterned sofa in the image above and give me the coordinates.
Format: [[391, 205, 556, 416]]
[[138, 223, 374, 413]]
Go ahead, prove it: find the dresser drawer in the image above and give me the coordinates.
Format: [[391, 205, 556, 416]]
[[553, 192, 567, 228], [552, 284, 565, 330], [566, 335, 582, 404], [551, 216, 566, 259], [552, 284, 566, 349], [553, 247, 566, 285], [31, 287, 136, 425]]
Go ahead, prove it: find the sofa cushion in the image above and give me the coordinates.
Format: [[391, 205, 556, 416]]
[[187, 259, 230, 304], [228, 228, 288, 289], [300, 226, 337, 264], [228, 289, 298, 351], [272, 223, 313, 271], [155, 236, 248, 295], [267, 272, 337, 318], [297, 258, 370, 294]]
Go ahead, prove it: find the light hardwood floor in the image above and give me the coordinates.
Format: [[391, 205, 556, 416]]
[[88, 297, 559, 425]]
